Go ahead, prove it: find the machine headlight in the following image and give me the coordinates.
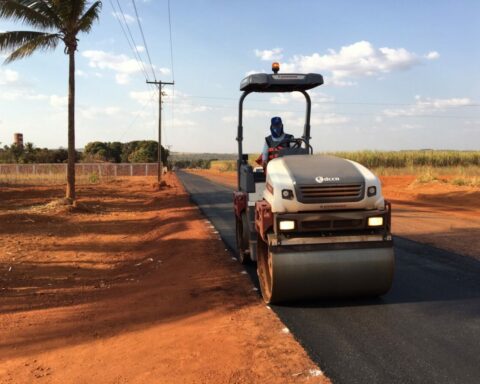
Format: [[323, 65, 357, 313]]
[[368, 217, 384, 227], [281, 189, 294, 200], [367, 186, 377, 197], [279, 220, 296, 231]]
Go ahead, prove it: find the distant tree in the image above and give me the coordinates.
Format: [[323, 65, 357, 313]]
[[128, 147, 154, 163], [83, 140, 169, 164], [84, 141, 109, 161], [108, 141, 122, 163], [0, 0, 102, 202]]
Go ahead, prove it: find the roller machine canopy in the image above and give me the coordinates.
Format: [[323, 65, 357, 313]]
[[240, 73, 324, 93]]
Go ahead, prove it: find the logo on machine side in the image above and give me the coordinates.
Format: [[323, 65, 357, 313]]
[[315, 176, 340, 183]]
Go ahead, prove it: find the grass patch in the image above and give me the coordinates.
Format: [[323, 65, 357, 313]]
[[0, 173, 114, 185]]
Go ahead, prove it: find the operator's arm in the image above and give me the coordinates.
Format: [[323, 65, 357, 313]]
[[261, 142, 269, 163]]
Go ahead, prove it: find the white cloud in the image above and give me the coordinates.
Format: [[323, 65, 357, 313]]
[[83, 50, 141, 84], [136, 45, 145, 53], [222, 109, 272, 124], [0, 68, 19, 85], [269, 94, 291, 105], [189, 105, 213, 112], [255, 48, 284, 61], [50, 94, 67, 108], [310, 113, 350, 125], [270, 91, 334, 105], [170, 118, 196, 128], [80, 106, 121, 119], [383, 96, 473, 117], [76, 70, 88, 78], [130, 89, 211, 116], [425, 51, 440, 60], [0, 90, 45, 101], [112, 11, 135, 24], [130, 90, 157, 105], [252, 41, 440, 86], [82, 50, 170, 85]]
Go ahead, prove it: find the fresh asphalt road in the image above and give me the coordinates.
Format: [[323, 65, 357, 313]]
[[178, 171, 480, 384]]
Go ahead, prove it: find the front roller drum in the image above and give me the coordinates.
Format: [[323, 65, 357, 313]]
[[257, 239, 395, 304]]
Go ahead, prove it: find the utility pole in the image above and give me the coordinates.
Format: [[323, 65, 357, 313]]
[[146, 79, 174, 184]]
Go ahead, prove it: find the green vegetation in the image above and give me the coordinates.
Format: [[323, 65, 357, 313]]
[[173, 159, 213, 169], [332, 150, 480, 169], [84, 140, 169, 164], [210, 160, 237, 172], [169, 152, 237, 169], [0, 140, 170, 164], [203, 151, 480, 172], [0, 143, 75, 164]]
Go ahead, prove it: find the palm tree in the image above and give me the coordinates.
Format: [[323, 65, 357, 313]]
[[0, 0, 102, 202]]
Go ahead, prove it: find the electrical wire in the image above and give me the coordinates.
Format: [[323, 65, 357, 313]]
[[167, 0, 175, 82], [115, 0, 148, 76], [108, 0, 150, 82], [162, 0, 176, 148], [131, 0, 157, 81]]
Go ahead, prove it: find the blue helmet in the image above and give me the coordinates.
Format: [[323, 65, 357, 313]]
[[270, 116, 284, 138]]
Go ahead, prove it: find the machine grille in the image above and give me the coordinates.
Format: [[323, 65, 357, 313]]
[[296, 183, 365, 204], [301, 218, 364, 231]]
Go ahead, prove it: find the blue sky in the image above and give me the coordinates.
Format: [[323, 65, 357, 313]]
[[0, 0, 479, 153]]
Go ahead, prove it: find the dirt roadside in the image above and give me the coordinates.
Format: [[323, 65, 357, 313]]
[[0, 175, 329, 384], [188, 169, 480, 260]]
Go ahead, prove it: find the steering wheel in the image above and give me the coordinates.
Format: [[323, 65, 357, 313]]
[[279, 137, 313, 153]]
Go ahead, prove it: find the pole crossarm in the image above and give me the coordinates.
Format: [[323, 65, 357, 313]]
[[146, 80, 175, 184]]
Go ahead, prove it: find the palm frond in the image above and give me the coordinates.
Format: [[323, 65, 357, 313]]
[[28, 0, 62, 27], [0, 0, 58, 30], [52, 0, 87, 27], [2, 31, 59, 62], [76, 1, 101, 33]]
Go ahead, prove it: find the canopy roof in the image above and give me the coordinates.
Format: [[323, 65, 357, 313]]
[[240, 73, 323, 93]]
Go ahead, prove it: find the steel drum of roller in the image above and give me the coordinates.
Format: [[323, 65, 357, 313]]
[[257, 241, 395, 303]]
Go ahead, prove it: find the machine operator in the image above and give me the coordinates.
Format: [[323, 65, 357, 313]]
[[258, 116, 293, 167]]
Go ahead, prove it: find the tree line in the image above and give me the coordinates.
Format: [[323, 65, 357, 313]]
[[0, 140, 169, 164]]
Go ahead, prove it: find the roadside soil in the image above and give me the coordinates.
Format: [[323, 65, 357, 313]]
[[0, 174, 329, 384], [189, 169, 480, 260]]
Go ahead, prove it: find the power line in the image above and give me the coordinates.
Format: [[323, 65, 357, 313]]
[[167, 0, 175, 82], [131, 0, 157, 81], [114, 0, 153, 83], [108, 0, 150, 81]]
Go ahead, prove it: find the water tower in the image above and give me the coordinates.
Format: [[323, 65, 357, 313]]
[[14, 133, 23, 148]]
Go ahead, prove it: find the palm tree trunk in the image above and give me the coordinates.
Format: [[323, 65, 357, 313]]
[[66, 50, 76, 201]]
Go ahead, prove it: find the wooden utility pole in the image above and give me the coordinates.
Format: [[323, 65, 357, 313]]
[[146, 80, 174, 184]]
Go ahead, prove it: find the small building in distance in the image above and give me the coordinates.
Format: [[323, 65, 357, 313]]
[[14, 133, 23, 148]]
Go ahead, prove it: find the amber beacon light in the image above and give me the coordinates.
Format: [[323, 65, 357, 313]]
[[272, 62, 280, 73]]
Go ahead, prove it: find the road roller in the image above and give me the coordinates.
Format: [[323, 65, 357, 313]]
[[233, 63, 395, 303]]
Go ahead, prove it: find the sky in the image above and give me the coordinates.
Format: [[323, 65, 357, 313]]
[[0, 0, 479, 154]]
